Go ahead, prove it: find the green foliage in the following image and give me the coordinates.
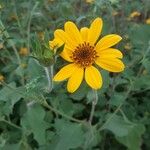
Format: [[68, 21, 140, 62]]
[[0, 0, 150, 149]]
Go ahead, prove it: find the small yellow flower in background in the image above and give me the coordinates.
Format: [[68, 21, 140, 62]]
[[129, 11, 141, 18], [0, 43, 3, 49], [0, 74, 5, 82], [85, 0, 95, 3], [47, 0, 54, 3], [112, 11, 119, 16], [19, 47, 29, 56], [50, 18, 125, 93], [145, 18, 150, 25], [9, 14, 18, 21], [142, 70, 147, 75], [124, 43, 132, 50], [124, 35, 129, 40], [21, 63, 27, 68], [37, 31, 45, 41]]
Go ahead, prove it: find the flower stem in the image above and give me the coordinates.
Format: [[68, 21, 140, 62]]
[[42, 100, 83, 123], [0, 20, 21, 65], [88, 90, 98, 125], [0, 119, 22, 130], [27, 2, 39, 53], [44, 65, 53, 92]]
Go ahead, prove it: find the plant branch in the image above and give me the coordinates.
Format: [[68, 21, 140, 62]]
[[1, 82, 83, 124], [0, 119, 22, 130], [42, 100, 83, 123]]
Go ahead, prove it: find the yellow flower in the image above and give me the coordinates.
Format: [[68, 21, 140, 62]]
[[0, 74, 5, 82], [49, 38, 64, 50], [21, 63, 27, 68], [124, 43, 132, 50], [0, 43, 3, 49], [129, 11, 141, 18], [112, 11, 119, 16], [37, 31, 45, 41], [85, 0, 95, 3], [142, 70, 147, 75], [51, 18, 125, 93], [19, 47, 29, 56], [145, 18, 150, 25]]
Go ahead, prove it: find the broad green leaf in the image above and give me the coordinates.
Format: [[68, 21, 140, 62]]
[[116, 124, 145, 150], [0, 82, 24, 115], [101, 114, 133, 137], [83, 125, 101, 150], [21, 104, 49, 145], [51, 119, 84, 150], [109, 93, 125, 106], [70, 82, 88, 101], [101, 114, 145, 150]]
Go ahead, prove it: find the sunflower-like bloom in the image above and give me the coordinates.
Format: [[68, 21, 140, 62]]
[[50, 18, 125, 93]]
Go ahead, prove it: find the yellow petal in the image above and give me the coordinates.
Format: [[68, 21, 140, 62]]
[[97, 48, 123, 58], [96, 34, 122, 51], [60, 46, 73, 62], [49, 38, 64, 49], [53, 64, 76, 81], [65, 21, 83, 44], [54, 29, 76, 50], [85, 66, 102, 89], [80, 27, 89, 42], [88, 17, 103, 45], [67, 67, 84, 93], [95, 58, 125, 72]]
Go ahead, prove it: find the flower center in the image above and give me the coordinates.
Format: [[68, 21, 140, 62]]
[[71, 42, 98, 68]]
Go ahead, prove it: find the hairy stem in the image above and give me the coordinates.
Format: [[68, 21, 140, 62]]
[[88, 90, 98, 125], [44, 65, 53, 92], [0, 119, 22, 130]]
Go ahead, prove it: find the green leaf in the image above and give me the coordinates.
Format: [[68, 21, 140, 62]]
[[109, 93, 125, 106], [26, 59, 43, 81], [116, 124, 145, 150], [142, 59, 150, 73], [129, 24, 150, 49], [83, 125, 101, 149], [70, 82, 88, 101], [133, 75, 150, 90], [51, 119, 84, 150], [1, 144, 20, 150], [0, 82, 24, 115], [21, 104, 49, 145], [101, 114, 133, 137], [101, 114, 145, 150]]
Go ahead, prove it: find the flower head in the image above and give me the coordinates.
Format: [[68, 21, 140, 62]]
[[85, 0, 95, 3], [0, 74, 5, 83], [145, 18, 150, 25], [129, 11, 141, 19], [51, 18, 125, 93], [19, 47, 29, 56]]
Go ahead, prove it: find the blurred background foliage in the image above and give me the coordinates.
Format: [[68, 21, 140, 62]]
[[0, 0, 150, 150]]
